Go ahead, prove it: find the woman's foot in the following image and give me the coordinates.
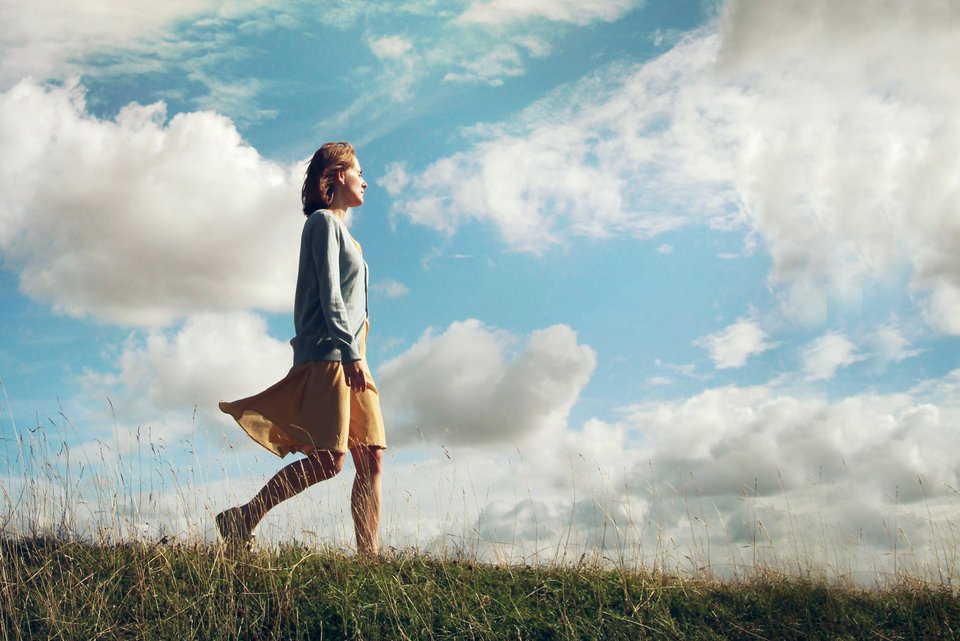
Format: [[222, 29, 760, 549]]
[[215, 506, 255, 549]]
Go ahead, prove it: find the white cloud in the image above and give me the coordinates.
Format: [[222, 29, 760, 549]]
[[11, 313, 286, 539], [370, 35, 414, 60], [22, 313, 960, 578], [0, 79, 303, 326], [373, 278, 410, 298], [325, 0, 643, 138], [718, 0, 960, 330], [389, 1, 960, 331], [379, 162, 411, 198], [458, 0, 641, 26], [443, 44, 526, 86], [0, 0, 209, 86], [0, 0, 280, 90], [926, 282, 960, 335], [654, 358, 699, 380], [378, 320, 596, 446], [387, 37, 738, 252], [188, 76, 278, 126], [868, 323, 922, 369], [364, 34, 420, 102], [612, 377, 960, 575], [405, 373, 960, 576], [79, 311, 291, 441], [696, 317, 773, 369], [801, 332, 865, 381]]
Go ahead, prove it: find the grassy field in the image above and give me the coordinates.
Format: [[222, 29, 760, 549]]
[[2, 535, 959, 640]]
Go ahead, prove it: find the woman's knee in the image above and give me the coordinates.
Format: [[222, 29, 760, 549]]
[[352, 446, 383, 479], [307, 450, 346, 476]]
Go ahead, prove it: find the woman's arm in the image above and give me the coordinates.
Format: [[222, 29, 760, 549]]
[[312, 213, 363, 363]]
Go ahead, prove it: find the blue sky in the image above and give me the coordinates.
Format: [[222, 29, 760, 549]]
[[2, 0, 959, 579]]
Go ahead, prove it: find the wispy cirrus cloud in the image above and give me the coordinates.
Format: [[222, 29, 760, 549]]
[[457, 0, 641, 26], [0, 0, 212, 87], [0, 0, 289, 90], [323, 0, 644, 138], [0, 0, 314, 124]]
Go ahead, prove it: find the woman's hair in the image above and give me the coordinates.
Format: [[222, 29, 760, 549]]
[[301, 142, 356, 216]]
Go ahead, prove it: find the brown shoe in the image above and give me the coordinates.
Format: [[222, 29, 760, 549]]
[[215, 506, 255, 549]]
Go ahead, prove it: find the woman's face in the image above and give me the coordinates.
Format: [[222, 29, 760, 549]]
[[337, 156, 367, 208]]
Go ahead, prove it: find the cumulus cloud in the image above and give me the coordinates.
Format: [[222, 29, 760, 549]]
[[388, 1, 960, 330], [94, 312, 290, 411], [32, 310, 960, 579], [80, 311, 291, 440], [43, 360, 960, 581], [372, 372, 960, 577], [0, 79, 303, 326], [378, 320, 596, 446], [696, 317, 773, 369], [373, 374, 949, 574], [621, 380, 960, 561], [715, 1, 960, 330], [801, 332, 865, 381]]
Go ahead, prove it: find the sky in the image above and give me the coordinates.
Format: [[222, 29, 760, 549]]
[[1, 0, 959, 581]]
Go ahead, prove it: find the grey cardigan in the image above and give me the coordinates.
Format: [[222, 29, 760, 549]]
[[290, 210, 368, 364]]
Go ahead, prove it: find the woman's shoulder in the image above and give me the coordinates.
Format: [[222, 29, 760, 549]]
[[305, 208, 335, 221], [304, 209, 341, 233]]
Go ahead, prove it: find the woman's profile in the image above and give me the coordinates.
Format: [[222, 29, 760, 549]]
[[217, 141, 386, 555]]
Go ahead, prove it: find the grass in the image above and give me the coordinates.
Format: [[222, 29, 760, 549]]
[[2, 536, 959, 640]]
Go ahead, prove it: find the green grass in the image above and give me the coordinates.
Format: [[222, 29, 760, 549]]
[[3, 536, 959, 640]]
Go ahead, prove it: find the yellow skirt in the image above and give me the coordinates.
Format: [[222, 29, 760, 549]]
[[219, 331, 386, 457]]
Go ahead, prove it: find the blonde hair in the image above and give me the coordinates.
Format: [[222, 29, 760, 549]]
[[301, 142, 356, 216]]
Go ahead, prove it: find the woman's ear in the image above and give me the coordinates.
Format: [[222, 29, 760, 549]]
[[336, 169, 346, 185]]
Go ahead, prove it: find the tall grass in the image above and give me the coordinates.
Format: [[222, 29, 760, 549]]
[[2, 398, 960, 638], [4, 537, 960, 639]]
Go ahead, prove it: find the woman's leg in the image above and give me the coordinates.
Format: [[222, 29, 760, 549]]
[[350, 446, 384, 555], [238, 450, 346, 532]]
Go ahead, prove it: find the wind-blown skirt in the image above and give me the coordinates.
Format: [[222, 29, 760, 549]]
[[219, 326, 386, 457]]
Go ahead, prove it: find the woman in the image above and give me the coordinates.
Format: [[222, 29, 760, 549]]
[[217, 142, 386, 555]]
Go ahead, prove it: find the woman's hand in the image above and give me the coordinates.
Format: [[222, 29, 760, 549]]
[[343, 359, 368, 392]]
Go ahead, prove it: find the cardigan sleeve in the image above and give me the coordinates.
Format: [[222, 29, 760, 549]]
[[311, 213, 363, 361]]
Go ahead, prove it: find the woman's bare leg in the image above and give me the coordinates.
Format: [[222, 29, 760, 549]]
[[350, 446, 384, 555], [239, 450, 346, 532]]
